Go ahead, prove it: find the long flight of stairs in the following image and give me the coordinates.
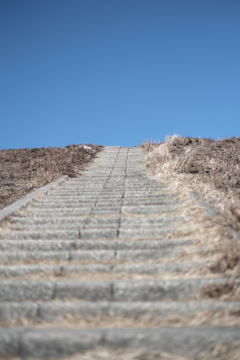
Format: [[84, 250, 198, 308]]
[[0, 146, 239, 359]]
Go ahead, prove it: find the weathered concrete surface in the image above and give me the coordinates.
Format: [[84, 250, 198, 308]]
[[0, 146, 239, 359]]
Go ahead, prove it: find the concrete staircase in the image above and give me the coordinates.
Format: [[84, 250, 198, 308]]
[[0, 146, 239, 359]]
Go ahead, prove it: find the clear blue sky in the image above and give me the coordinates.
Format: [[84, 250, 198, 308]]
[[1, 0, 240, 149]]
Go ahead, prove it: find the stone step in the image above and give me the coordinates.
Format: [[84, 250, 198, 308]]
[[15, 209, 182, 218], [6, 225, 184, 237], [0, 248, 192, 263], [28, 203, 101, 209], [0, 228, 190, 240], [7, 223, 119, 230], [89, 209, 124, 215], [25, 202, 181, 211], [10, 216, 117, 224], [121, 205, 182, 214], [1, 327, 240, 358], [43, 194, 123, 200], [118, 228, 188, 239], [44, 192, 171, 198], [36, 198, 176, 206], [0, 278, 229, 302], [0, 230, 116, 240], [1, 300, 239, 323], [9, 216, 185, 226], [15, 209, 98, 216], [37, 198, 119, 204], [0, 261, 209, 278], [0, 239, 196, 251]]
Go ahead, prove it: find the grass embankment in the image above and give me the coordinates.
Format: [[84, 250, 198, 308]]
[[0, 144, 102, 210], [144, 136, 240, 299]]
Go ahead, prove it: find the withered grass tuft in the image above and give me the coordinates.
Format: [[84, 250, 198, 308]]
[[0, 144, 103, 210]]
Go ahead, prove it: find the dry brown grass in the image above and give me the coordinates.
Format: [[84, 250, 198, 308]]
[[198, 280, 240, 301], [28, 350, 190, 360], [144, 135, 240, 231], [62, 344, 240, 360], [0, 144, 102, 210], [144, 135, 240, 297], [210, 241, 240, 274]]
